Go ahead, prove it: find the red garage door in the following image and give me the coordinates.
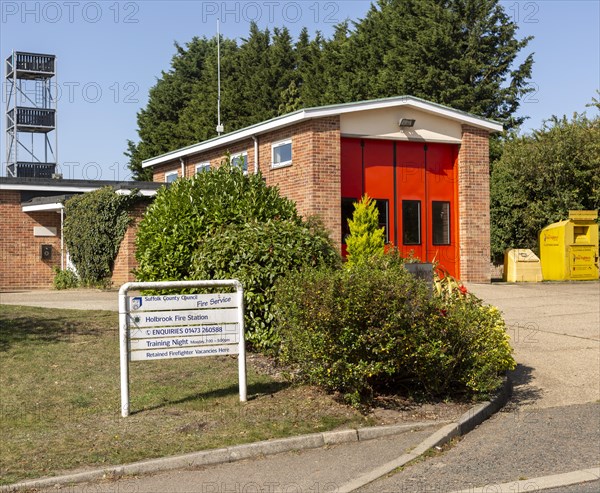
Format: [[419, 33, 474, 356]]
[[341, 137, 460, 278]]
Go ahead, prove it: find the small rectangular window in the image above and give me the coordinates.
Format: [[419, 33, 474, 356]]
[[374, 199, 389, 243], [195, 162, 210, 174], [432, 201, 451, 245], [272, 140, 292, 168], [402, 200, 421, 245], [165, 171, 178, 183], [231, 152, 248, 174]]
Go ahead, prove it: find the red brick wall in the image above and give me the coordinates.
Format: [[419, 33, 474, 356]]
[[0, 190, 62, 290], [111, 201, 148, 287], [153, 139, 256, 183], [258, 117, 341, 245], [152, 119, 342, 245], [458, 125, 491, 283]]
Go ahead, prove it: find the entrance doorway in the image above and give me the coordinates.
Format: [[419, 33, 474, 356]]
[[341, 137, 460, 278]]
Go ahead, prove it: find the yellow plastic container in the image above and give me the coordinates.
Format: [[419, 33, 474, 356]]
[[504, 249, 543, 282], [539, 210, 599, 281]]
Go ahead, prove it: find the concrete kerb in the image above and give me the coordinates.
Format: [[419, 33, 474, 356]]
[[2, 377, 512, 493], [0, 421, 438, 492], [336, 375, 513, 493]]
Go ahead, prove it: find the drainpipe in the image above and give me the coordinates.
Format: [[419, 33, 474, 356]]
[[180, 158, 186, 178], [252, 136, 258, 174], [60, 206, 64, 270]]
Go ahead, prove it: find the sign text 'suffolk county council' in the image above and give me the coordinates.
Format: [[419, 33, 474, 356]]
[[118, 280, 247, 417]]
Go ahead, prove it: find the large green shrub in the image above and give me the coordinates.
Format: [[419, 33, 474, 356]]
[[191, 218, 340, 350], [274, 255, 515, 405], [134, 161, 299, 282], [135, 161, 340, 348], [345, 195, 385, 266], [64, 187, 137, 286]]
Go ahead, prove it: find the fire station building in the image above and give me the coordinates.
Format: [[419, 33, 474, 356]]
[[143, 96, 502, 282]]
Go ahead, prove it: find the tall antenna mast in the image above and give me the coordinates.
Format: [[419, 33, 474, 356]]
[[216, 19, 224, 135]]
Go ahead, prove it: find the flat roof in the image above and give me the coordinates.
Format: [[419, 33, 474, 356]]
[[142, 95, 504, 169], [0, 177, 162, 196], [21, 194, 74, 212]]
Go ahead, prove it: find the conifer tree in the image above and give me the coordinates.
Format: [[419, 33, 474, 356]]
[[346, 195, 386, 266], [127, 0, 534, 179]]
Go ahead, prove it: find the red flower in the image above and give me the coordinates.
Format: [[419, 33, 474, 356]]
[[458, 285, 468, 295], [439, 309, 448, 317]]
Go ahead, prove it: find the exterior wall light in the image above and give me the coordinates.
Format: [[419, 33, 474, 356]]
[[399, 118, 416, 127]]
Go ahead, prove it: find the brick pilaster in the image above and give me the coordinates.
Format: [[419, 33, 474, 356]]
[[111, 201, 148, 287], [458, 125, 491, 283]]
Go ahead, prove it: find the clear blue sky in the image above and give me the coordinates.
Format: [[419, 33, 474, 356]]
[[1, 0, 598, 180]]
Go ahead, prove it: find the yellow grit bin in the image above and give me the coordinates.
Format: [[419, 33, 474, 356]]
[[539, 210, 599, 281], [504, 249, 543, 282]]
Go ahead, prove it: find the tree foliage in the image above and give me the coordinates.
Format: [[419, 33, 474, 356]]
[[127, 1, 533, 179], [490, 107, 600, 262], [64, 187, 138, 285], [345, 195, 385, 265]]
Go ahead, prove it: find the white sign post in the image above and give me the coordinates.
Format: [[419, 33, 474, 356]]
[[118, 280, 247, 417]]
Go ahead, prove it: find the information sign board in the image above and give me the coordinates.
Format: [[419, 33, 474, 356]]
[[118, 280, 247, 417]]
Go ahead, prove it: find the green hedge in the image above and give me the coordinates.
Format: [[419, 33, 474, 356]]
[[273, 256, 515, 405], [191, 218, 339, 350], [135, 161, 340, 348]]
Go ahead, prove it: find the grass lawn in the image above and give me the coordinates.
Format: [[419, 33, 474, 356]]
[[0, 305, 372, 485]]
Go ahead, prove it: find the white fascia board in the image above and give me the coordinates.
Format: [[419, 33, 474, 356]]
[[142, 97, 503, 169], [142, 112, 307, 168], [1, 183, 158, 196], [22, 202, 64, 212], [115, 188, 158, 197], [0, 183, 99, 193]]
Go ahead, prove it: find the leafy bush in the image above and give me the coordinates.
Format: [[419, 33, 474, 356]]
[[345, 195, 385, 266], [274, 255, 515, 405], [191, 217, 340, 350], [52, 267, 79, 290], [135, 160, 299, 282], [64, 187, 138, 286], [135, 161, 339, 348]]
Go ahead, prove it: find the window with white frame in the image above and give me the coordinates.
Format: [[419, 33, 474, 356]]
[[165, 170, 178, 183], [231, 152, 248, 174], [271, 139, 292, 168], [195, 162, 210, 174]]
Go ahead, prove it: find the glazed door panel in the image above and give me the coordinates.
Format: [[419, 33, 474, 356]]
[[425, 143, 459, 277], [396, 142, 426, 261], [363, 139, 395, 245]]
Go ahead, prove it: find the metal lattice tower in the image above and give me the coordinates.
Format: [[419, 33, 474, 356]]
[[5, 51, 57, 178]]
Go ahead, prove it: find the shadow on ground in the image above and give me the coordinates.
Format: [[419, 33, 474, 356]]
[[0, 309, 115, 352], [132, 381, 290, 415], [503, 364, 544, 411]]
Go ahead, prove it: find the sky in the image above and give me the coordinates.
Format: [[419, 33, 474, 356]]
[[1, 0, 598, 181]]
